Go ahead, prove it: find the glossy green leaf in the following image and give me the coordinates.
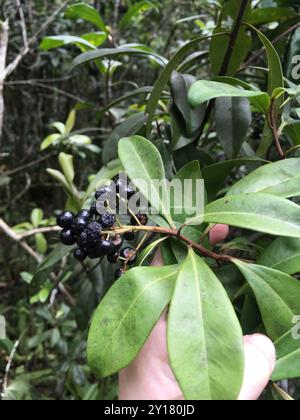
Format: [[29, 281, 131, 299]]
[[118, 136, 175, 228], [233, 260, 300, 340], [32, 244, 73, 288], [257, 237, 300, 275], [65, 3, 107, 32], [31, 208, 43, 228], [210, 0, 252, 76], [65, 110, 76, 135], [227, 158, 300, 198], [145, 34, 224, 136], [249, 7, 296, 25], [40, 133, 61, 151], [171, 160, 205, 223], [214, 76, 271, 113], [188, 81, 268, 110], [245, 24, 284, 98], [87, 265, 179, 377], [272, 328, 300, 381], [202, 193, 300, 238], [35, 233, 47, 255], [215, 97, 252, 159], [46, 169, 70, 192], [168, 250, 244, 400], [58, 152, 75, 185], [102, 113, 147, 164], [137, 237, 168, 266], [170, 72, 206, 140], [119, 1, 159, 28], [40, 35, 97, 51], [72, 46, 166, 71], [202, 158, 266, 200]]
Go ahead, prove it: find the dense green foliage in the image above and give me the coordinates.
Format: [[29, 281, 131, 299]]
[[1, 0, 300, 400]]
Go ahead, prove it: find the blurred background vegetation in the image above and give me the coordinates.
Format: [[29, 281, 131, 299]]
[[1, 0, 300, 400]]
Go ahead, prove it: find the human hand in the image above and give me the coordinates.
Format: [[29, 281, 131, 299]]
[[119, 225, 276, 401]]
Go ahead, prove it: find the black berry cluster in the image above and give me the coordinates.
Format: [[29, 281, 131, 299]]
[[56, 175, 149, 281]]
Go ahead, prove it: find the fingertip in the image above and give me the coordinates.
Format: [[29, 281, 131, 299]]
[[244, 334, 276, 370], [239, 334, 276, 400], [209, 224, 229, 245]]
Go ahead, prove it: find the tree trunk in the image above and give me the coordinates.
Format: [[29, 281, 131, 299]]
[[0, 20, 9, 150]]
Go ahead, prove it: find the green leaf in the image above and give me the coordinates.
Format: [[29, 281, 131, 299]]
[[145, 33, 225, 136], [65, 110, 76, 135], [58, 152, 75, 185], [31, 208, 43, 228], [272, 328, 300, 381], [87, 265, 179, 377], [202, 157, 266, 200], [51, 122, 66, 135], [72, 47, 166, 71], [118, 136, 175, 228], [102, 113, 147, 164], [210, 0, 252, 76], [170, 72, 206, 141], [69, 134, 91, 145], [249, 7, 296, 25], [40, 133, 62, 151], [171, 160, 205, 223], [245, 24, 284, 98], [202, 193, 300, 238], [35, 233, 47, 255], [168, 249, 244, 400], [246, 23, 284, 159], [213, 76, 271, 113], [233, 260, 300, 340], [40, 35, 97, 51], [137, 237, 168, 266], [227, 158, 300, 198], [65, 3, 107, 32], [257, 237, 300, 275], [119, 1, 159, 28], [188, 81, 269, 111], [46, 169, 70, 192], [32, 244, 73, 288], [215, 97, 252, 159]]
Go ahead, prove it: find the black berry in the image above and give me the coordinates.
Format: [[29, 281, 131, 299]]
[[71, 217, 88, 236], [60, 229, 76, 246], [90, 202, 98, 216], [130, 213, 148, 226], [120, 247, 137, 265], [74, 248, 87, 262], [77, 209, 91, 220], [57, 211, 74, 229], [110, 234, 123, 250], [107, 251, 120, 264], [99, 212, 116, 228], [124, 231, 135, 242], [115, 268, 125, 280], [99, 240, 116, 255]]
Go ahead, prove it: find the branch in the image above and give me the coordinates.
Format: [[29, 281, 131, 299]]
[[244, 22, 300, 68], [0, 218, 75, 307], [195, 0, 250, 142], [19, 226, 60, 240], [4, 0, 72, 79], [15, 0, 28, 49], [105, 225, 248, 263]]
